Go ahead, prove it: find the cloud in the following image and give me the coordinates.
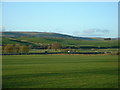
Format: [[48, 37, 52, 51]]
[[83, 28, 110, 34], [0, 26, 6, 32], [81, 28, 110, 37], [72, 28, 110, 37], [72, 31, 82, 36]]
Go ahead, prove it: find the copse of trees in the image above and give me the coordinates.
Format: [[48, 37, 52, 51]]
[[2, 44, 30, 53], [48, 43, 62, 50], [14, 44, 21, 53], [19, 46, 29, 53], [3, 44, 14, 53]]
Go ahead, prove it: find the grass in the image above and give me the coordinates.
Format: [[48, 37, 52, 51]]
[[29, 48, 118, 53], [2, 37, 35, 46], [3, 37, 118, 47], [2, 55, 118, 88], [16, 37, 118, 47]]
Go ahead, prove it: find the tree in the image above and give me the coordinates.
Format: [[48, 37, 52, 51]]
[[47, 44, 52, 49], [3, 44, 30, 54], [104, 38, 111, 40], [13, 44, 21, 53], [2, 45, 5, 53], [51, 43, 62, 50], [19, 45, 29, 53], [4, 44, 14, 53]]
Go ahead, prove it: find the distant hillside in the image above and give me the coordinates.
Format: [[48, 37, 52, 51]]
[[2, 32, 95, 40], [1, 32, 118, 48], [2, 37, 118, 48], [2, 37, 38, 47]]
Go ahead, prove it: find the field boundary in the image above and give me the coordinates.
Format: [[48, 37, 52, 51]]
[[1, 52, 113, 55]]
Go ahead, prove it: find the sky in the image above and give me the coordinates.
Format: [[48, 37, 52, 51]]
[[2, 2, 118, 38]]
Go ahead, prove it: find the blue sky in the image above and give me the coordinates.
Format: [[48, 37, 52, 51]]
[[2, 2, 118, 38]]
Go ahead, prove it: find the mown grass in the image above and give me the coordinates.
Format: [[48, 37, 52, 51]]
[[2, 55, 118, 88]]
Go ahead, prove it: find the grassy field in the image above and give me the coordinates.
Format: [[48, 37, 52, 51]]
[[29, 48, 118, 53], [15, 37, 118, 47], [2, 37, 118, 47], [2, 55, 118, 88]]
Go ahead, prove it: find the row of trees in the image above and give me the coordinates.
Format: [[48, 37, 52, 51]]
[[33, 43, 118, 50], [48, 43, 62, 50], [2, 44, 30, 53], [2, 43, 62, 53], [32, 43, 62, 50]]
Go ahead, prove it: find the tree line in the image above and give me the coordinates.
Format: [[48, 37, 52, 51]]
[[2, 43, 62, 53], [23, 43, 62, 50], [32, 44, 118, 50], [2, 44, 30, 53]]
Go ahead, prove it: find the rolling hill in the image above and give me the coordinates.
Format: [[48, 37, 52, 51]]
[[1, 32, 118, 48], [1, 32, 95, 40]]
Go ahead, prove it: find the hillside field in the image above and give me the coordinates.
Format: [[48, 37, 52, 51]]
[[2, 55, 118, 88], [2, 37, 118, 47]]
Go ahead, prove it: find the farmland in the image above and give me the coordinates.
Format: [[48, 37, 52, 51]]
[[2, 1, 119, 88], [2, 37, 118, 47], [2, 32, 119, 88], [2, 55, 118, 88], [2, 32, 118, 55]]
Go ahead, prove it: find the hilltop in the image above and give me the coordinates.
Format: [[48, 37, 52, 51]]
[[2, 31, 95, 40], [1, 31, 118, 48]]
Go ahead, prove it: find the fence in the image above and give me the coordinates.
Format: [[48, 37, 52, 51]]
[[1, 52, 106, 55]]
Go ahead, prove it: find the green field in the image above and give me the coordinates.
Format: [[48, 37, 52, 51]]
[[29, 48, 118, 53], [14, 37, 118, 47], [2, 55, 118, 88], [2, 37, 118, 47]]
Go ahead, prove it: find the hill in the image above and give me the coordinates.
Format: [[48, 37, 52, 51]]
[[2, 32, 95, 40], [1, 32, 118, 48]]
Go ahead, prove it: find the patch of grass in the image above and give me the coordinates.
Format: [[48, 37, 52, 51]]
[[29, 48, 118, 53], [2, 55, 118, 88], [2, 37, 36, 46]]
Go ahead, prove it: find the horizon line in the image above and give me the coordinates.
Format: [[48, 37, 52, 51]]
[[1, 31, 118, 38]]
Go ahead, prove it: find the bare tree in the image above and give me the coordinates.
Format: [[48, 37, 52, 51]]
[[4, 44, 14, 53], [19, 45, 29, 53], [14, 44, 21, 53], [51, 43, 62, 50]]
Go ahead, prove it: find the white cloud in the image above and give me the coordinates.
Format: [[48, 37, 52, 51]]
[[83, 28, 110, 34], [82, 28, 110, 37], [0, 26, 6, 32], [72, 28, 111, 37]]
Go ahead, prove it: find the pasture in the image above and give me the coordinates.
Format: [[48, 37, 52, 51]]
[[2, 37, 118, 47], [2, 55, 118, 88]]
